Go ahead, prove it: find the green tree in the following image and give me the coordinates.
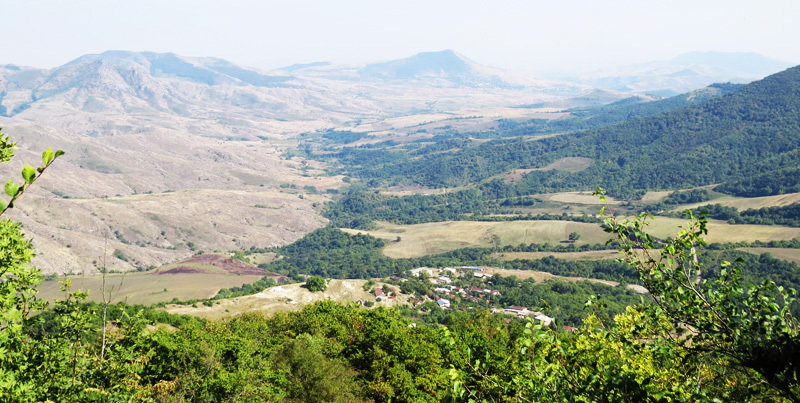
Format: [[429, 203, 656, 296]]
[[604, 208, 800, 401], [568, 231, 581, 243], [305, 275, 327, 292], [275, 333, 367, 402], [0, 128, 64, 399]]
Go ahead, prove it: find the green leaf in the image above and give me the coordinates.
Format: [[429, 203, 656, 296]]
[[42, 148, 54, 166], [5, 180, 20, 198], [55, 150, 65, 158], [0, 199, 5, 211], [21, 164, 36, 184]]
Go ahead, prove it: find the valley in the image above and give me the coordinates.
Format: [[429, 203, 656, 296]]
[[5, 50, 800, 314], [3, 48, 800, 401]]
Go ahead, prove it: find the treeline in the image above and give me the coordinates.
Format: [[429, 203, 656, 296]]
[[699, 249, 800, 291], [493, 277, 642, 325], [502, 255, 638, 283], [642, 189, 713, 212], [707, 237, 800, 250], [29, 301, 202, 340], [685, 202, 800, 227], [213, 276, 279, 300]]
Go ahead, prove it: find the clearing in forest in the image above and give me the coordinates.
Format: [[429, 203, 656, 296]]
[[344, 220, 611, 258]]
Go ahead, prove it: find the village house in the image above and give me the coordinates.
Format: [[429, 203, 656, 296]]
[[389, 275, 408, 282], [410, 267, 437, 278]]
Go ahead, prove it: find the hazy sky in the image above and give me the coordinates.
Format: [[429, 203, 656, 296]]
[[3, 0, 799, 74]]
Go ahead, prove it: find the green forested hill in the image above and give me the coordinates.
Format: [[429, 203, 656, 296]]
[[326, 66, 800, 199]]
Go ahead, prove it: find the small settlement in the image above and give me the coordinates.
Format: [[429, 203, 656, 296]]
[[394, 266, 555, 326]]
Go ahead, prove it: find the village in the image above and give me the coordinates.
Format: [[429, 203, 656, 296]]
[[373, 266, 557, 327]]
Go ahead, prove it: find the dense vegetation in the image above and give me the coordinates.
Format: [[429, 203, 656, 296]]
[[324, 183, 602, 228], [716, 166, 800, 197], [687, 202, 800, 227], [316, 67, 800, 201]]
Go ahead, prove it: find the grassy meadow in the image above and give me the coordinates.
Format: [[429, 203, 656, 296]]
[[738, 247, 800, 265], [638, 216, 800, 243], [672, 191, 800, 211], [343, 220, 612, 258]]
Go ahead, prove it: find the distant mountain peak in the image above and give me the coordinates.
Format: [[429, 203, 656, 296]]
[[359, 49, 474, 80], [354, 49, 587, 93]]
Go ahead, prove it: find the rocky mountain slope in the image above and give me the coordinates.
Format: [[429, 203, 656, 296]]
[[0, 50, 590, 274]]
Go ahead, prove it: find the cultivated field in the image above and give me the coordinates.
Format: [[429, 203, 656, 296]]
[[738, 248, 800, 265], [544, 191, 621, 205], [491, 250, 620, 261], [344, 220, 611, 258], [36, 254, 279, 305], [163, 279, 407, 320], [638, 216, 800, 243], [673, 192, 800, 211], [37, 272, 266, 306]]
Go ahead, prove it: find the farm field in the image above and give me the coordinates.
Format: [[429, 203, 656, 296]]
[[491, 250, 620, 261], [673, 192, 800, 211], [544, 191, 621, 205], [37, 272, 266, 305], [343, 220, 611, 258], [163, 279, 407, 320], [638, 216, 800, 243], [738, 247, 800, 265], [36, 254, 278, 305]]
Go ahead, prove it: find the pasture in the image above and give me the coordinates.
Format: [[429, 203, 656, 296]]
[[638, 216, 800, 244], [738, 247, 800, 265], [37, 272, 266, 305], [36, 254, 277, 305], [344, 220, 612, 258], [491, 250, 620, 261], [673, 192, 800, 211]]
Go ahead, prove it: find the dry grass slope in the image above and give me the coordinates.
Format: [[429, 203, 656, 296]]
[[163, 279, 408, 320]]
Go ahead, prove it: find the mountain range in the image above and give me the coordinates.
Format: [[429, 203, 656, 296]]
[[559, 51, 795, 96]]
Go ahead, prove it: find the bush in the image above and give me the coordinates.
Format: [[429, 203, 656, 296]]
[[305, 275, 327, 292]]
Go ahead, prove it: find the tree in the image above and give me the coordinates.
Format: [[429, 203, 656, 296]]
[[0, 128, 64, 399], [274, 334, 366, 402], [568, 232, 581, 243], [305, 275, 327, 292], [604, 206, 800, 402]]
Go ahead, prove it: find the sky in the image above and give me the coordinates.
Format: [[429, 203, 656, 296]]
[[3, 0, 800, 75]]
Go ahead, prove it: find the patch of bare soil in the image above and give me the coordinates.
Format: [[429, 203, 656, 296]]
[[184, 254, 266, 275], [158, 266, 205, 275], [158, 254, 290, 283]]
